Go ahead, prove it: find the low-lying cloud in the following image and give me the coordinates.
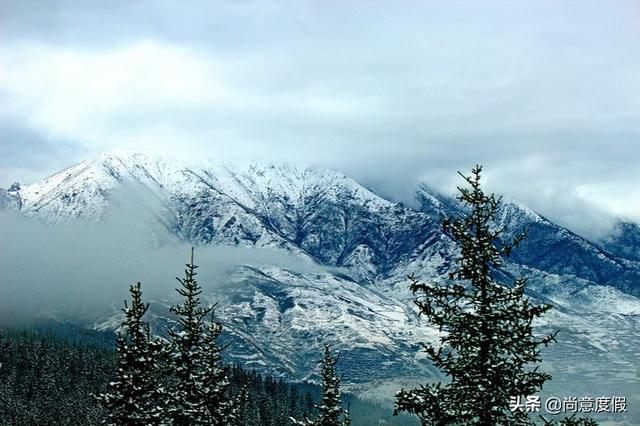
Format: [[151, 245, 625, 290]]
[[0, 209, 325, 321]]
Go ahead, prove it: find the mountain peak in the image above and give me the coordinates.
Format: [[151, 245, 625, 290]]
[[4, 153, 640, 395]]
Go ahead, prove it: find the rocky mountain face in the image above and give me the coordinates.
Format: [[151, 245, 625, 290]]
[[2, 152, 639, 413], [0, 183, 22, 210], [599, 221, 640, 263]]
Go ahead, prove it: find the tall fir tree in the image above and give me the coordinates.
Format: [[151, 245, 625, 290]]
[[395, 165, 557, 425], [166, 247, 243, 425], [200, 311, 246, 424], [292, 344, 349, 426], [95, 282, 166, 425], [316, 344, 345, 426]]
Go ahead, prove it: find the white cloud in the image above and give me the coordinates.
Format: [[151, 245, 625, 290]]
[[2, 41, 230, 145], [1, 0, 639, 237]]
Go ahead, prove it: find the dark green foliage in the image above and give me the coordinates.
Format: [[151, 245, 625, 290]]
[[201, 315, 244, 423], [342, 406, 351, 426], [316, 344, 347, 426], [165, 248, 244, 425], [395, 166, 558, 425], [227, 367, 317, 425], [0, 316, 117, 348], [0, 325, 314, 426], [0, 328, 113, 425], [165, 248, 217, 424], [293, 344, 350, 426], [95, 282, 167, 425], [0, 325, 416, 425]]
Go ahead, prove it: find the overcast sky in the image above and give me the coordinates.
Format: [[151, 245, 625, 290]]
[[1, 0, 639, 238]]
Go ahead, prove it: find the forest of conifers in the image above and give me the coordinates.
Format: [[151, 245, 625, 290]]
[[0, 322, 415, 425]]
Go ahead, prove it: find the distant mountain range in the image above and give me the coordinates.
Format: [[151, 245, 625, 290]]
[[2, 151, 639, 417]]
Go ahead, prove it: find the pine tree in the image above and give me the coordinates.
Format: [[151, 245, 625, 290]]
[[166, 247, 243, 425], [96, 282, 166, 425], [292, 344, 349, 426], [395, 165, 557, 425], [342, 404, 351, 426], [316, 344, 344, 426], [200, 312, 246, 425]]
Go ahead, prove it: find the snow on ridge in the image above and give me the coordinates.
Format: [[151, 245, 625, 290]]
[[18, 159, 95, 208], [498, 198, 546, 225], [12, 151, 398, 223], [6, 150, 640, 389]]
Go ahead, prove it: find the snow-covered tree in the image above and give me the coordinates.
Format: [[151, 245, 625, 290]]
[[96, 282, 166, 425], [395, 165, 558, 425], [165, 248, 243, 425], [342, 404, 351, 426], [292, 344, 349, 426], [316, 344, 344, 426], [200, 312, 245, 424]]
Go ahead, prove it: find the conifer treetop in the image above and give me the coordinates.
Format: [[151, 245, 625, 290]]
[[95, 282, 166, 426], [166, 247, 244, 426], [291, 344, 350, 426], [396, 165, 559, 426]]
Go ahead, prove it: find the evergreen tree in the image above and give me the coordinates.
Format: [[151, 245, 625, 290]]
[[200, 312, 246, 424], [2, 324, 415, 425], [292, 344, 349, 426], [342, 404, 351, 426], [395, 165, 557, 425], [166, 247, 243, 425], [316, 344, 345, 426], [95, 282, 165, 425], [0, 327, 113, 425]]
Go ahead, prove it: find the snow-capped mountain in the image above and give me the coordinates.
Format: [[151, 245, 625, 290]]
[[5, 151, 443, 279], [2, 151, 639, 417]]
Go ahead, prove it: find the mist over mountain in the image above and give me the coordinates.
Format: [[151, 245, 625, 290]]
[[1, 151, 639, 422]]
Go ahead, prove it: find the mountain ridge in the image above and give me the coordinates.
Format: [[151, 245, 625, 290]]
[[6, 151, 638, 288], [2, 152, 639, 408]]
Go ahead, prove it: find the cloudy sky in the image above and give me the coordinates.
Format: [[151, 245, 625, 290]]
[[1, 0, 639, 238]]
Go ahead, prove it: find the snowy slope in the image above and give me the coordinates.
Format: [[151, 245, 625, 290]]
[[9, 151, 441, 278], [3, 151, 639, 407], [492, 202, 640, 297]]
